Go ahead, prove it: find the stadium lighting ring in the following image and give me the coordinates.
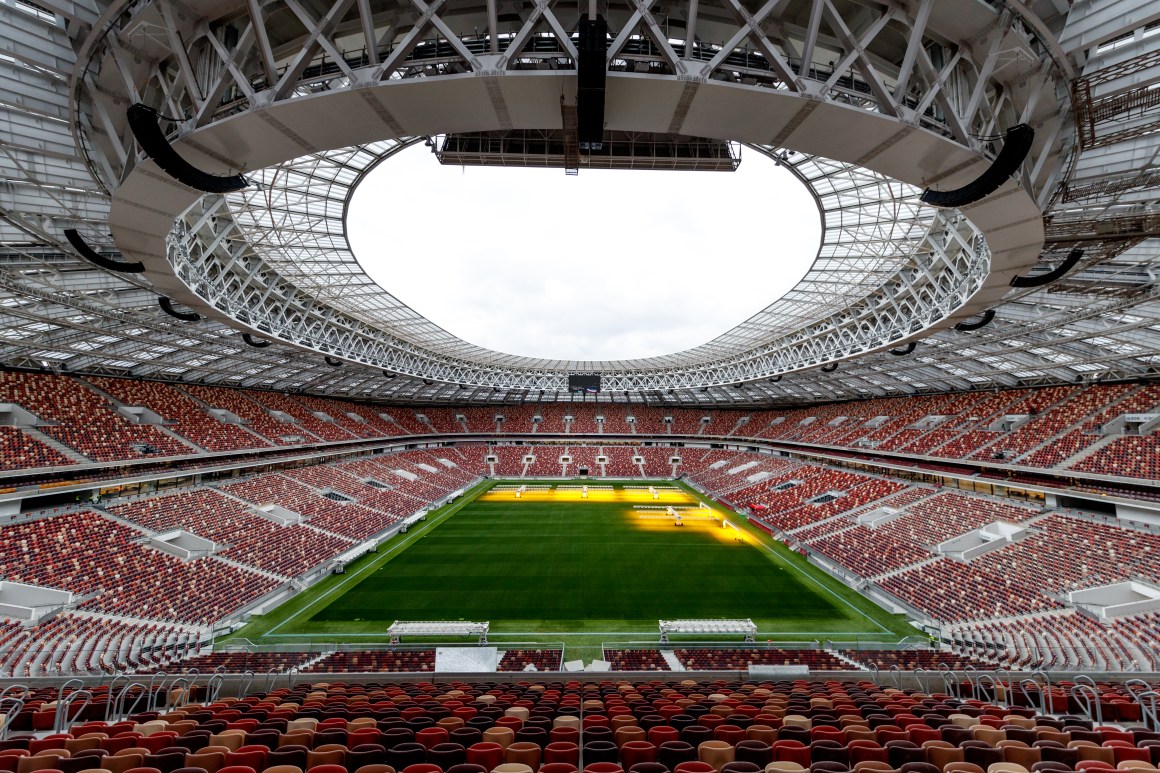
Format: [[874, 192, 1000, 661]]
[[77, 0, 1065, 394]]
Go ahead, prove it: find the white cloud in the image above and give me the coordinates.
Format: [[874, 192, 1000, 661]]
[[348, 144, 821, 361]]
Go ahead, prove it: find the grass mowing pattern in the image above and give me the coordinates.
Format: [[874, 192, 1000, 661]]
[[305, 483, 876, 634]]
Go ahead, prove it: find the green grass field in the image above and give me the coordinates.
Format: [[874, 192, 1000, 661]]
[[228, 481, 916, 659]]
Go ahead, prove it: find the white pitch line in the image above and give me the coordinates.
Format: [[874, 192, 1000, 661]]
[[265, 483, 489, 636]]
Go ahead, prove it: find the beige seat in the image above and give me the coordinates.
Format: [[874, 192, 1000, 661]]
[[207, 733, 244, 752], [184, 751, 225, 773], [279, 731, 313, 748], [505, 707, 530, 723], [973, 727, 1006, 746], [504, 742, 542, 769], [17, 757, 65, 773], [949, 715, 977, 729], [765, 764, 807, 773], [491, 764, 533, 773], [615, 727, 646, 747], [782, 715, 811, 731], [101, 755, 144, 773], [262, 766, 304, 773], [747, 725, 778, 744], [986, 764, 1029, 773], [553, 716, 580, 731], [853, 763, 893, 773], [699, 740, 736, 772], [482, 727, 515, 749], [944, 764, 986, 773], [927, 743, 965, 770], [305, 746, 346, 770], [287, 718, 319, 732]]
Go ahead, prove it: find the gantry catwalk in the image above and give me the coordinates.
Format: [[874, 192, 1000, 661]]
[[0, 0, 1158, 405]]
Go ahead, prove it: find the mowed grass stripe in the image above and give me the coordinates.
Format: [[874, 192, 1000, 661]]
[[307, 484, 861, 632]]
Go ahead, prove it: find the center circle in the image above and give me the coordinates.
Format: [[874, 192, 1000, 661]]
[[347, 142, 822, 362]]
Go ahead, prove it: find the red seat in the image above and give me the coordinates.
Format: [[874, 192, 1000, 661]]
[[465, 743, 503, 771], [544, 744, 579, 767], [620, 742, 657, 769], [772, 742, 812, 768]]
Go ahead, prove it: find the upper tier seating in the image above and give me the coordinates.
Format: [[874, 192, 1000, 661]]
[[289, 393, 397, 438], [182, 384, 323, 445], [87, 376, 271, 452], [0, 371, 195, 461]]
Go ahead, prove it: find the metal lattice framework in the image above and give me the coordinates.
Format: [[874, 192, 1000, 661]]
[[0, 0, 1156, 405]]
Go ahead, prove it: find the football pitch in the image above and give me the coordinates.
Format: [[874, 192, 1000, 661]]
[[232, 480, 914, 650]]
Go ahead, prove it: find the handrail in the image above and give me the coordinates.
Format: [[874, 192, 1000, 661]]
[[1134, 690, 1159, 732], [54, 689, 92, 734], [264, 667, 281, 693], [1033, 670, 1053, 714], [914, 667, 928, 694], [889, 665, 902, 690], [936, 663, 956, 696], [146, 671, 168, 712], [975, 673, 997, 705], [287, 666, 299, 689], [105, 674, 130, 722], [1071, 683, 1102, 726], [113, 682, 147, 721], [0, 685, 26, 702], [0, 698, 23, 741], [166, 677, 190, 711], [963, 665, 979, 699], [238, 670, 254, 699], [206, 673, 225, 705]]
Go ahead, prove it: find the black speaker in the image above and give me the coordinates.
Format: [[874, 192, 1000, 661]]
[[1010, 248, 1083, 288], [577, 17, 608, 147], [127, 104, 249, 194], [158, 296, 201, 321], [921, 124, 1035, 208], [954, 309, 995, 332], [64, 229, 145, 273]]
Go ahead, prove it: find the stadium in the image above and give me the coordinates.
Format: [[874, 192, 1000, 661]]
[[3, 0, 1160, 770]]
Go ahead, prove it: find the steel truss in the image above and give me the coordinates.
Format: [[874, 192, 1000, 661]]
[[0, 0, 1156, 404], [164, 141, 987, 390]]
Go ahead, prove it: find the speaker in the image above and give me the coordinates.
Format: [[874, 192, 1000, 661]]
[[158, 296, 201, 321], [1010, 248, 1083, 288], [64, 229, 145, 273], [954, 309, 995, 332], [921, 124, 1035, 208], [576, 17, 608, 147], [127, 104, 249, 194]]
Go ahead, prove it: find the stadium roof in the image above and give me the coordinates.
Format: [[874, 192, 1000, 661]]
[[1, 0, 1158, 405]]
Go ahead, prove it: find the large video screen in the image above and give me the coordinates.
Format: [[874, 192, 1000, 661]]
[[568, 374, 602, 393]]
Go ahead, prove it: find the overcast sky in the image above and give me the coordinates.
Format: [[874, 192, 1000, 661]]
[[348, 144, 822, 361]]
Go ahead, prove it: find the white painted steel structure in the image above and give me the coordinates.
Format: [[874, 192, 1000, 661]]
[[0, 0, 1157, 404]]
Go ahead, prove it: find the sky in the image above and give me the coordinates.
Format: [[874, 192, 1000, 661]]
[[347, 143, 822, 362]]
